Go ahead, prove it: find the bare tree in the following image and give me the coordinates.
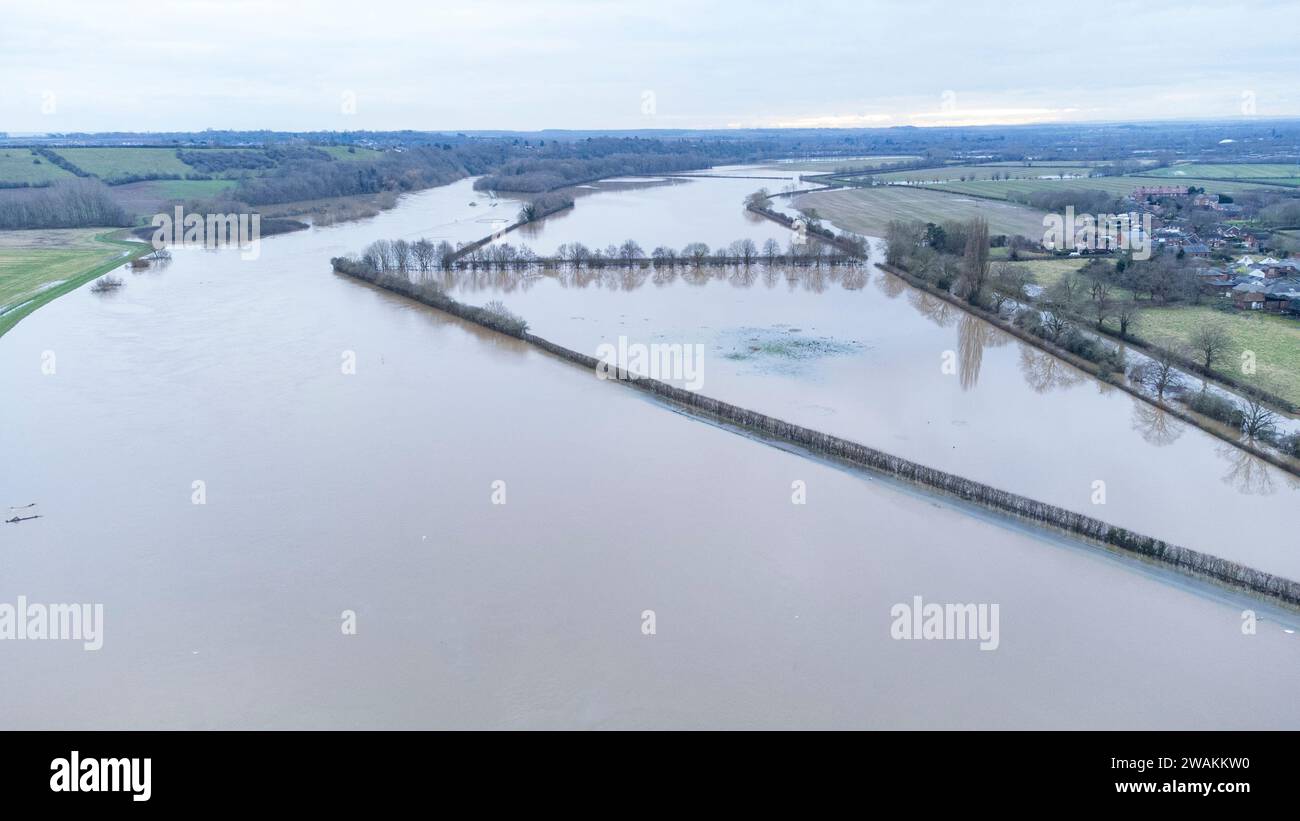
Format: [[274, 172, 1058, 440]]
[[1088, 276, 1115, 330], [884, 220, 923, 267], [412, 238, 435, 272], [1238, 377, 1280, 440], [392, 240, 411, 273], [682, 242, 710, 265], [990, 262, 1034, 314], [1114, 297, 1142, 339], [956, 216, 990, 304], [618, 239, 643, 265], [730, 238, 757, 265], [762, 238, 780, 265], [1188, 322, 1234, 374], [1130, 341, 1183, 400], [571, 243, 591, 267]]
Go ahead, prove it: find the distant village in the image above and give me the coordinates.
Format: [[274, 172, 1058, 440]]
[[1066, 183, 1300, 318]]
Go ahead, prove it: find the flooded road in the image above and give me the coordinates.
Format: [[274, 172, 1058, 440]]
[[1, 176, 1297, 729]]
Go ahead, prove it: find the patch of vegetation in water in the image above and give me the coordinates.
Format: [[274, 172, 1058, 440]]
[[718, 325, 863, 375]]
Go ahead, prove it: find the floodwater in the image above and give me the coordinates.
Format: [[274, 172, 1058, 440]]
[[509, 174, 820, 255], [1, 175, 1297, 730], [448, 240, 1300, 581]]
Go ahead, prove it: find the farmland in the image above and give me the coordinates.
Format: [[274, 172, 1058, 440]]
[[318, 145, 385, 162], [1120, 305, 1300, 407], [793, 185, 1048, 238], [912, 175, 1281, 201], [1011, 257, 1089, 290], [30, 145, 386, 186], [0, 149, 76, 185], [1143, 162, 1300, 182], [51, 147, 197, 181], [869, 163, 1103, 184], [771, 155, 921, 173]]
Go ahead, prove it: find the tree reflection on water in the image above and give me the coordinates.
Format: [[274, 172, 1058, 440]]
[[1130, 399, 1186, 447], [1018, 347, 1085, 394]]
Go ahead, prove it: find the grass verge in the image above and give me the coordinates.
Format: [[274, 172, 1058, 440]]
[[0, 231, 152, 340]]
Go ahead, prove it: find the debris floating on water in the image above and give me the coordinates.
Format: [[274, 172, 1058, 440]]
[[5, 503, 42, 524]]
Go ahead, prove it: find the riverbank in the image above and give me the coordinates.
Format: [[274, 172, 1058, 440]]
[[332, 258, 1300, 611], [0, 229, 151, 340]]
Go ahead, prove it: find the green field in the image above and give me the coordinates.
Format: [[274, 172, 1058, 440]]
[[319, 145, 384, 162], [769, 155, 922, 173], [794, 185, 1049, 238], [1117, 305, 1300, 407], [0, 229, 151, 338], [916, 175, 1280, 201], [51, 147, 197, 181], [0, 149, 77, 185], [871, 164, 1102, 184], [1143, 162, 1300, 181], [1012, 257, 1089, 290]]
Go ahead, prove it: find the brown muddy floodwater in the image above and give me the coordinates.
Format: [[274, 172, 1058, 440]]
[[0, 175, 1297, 729]]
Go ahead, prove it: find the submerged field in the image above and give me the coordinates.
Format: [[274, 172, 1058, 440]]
[[793, 185, 1048, 237]]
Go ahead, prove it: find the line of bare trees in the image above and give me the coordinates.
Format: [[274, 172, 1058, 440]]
[[0, 179, 130, 229], [354, 235, 858, 276]]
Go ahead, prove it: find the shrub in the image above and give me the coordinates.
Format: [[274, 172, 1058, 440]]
[[1013, 307, 1043, 333], [1185, 390, 1244, 428], [1280, 433, 1300, 459], [89, 275, 124, 292]]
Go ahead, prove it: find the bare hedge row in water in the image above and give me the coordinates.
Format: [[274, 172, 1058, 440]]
[[332, 257, 528, 337], [332, 257, 1300, 609]]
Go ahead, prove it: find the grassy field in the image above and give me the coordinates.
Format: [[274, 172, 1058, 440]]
[[1143, 162, 1300, 180], [769, 155, 922, 173], [871, 164, 1101, 184], [1010, 257, 1089, 290], [794, 185, 1049, 238], [51, 147, 197, 181], [1117, 305, 1300, 407], [319, 145, 385, 162], [916, 175, 1279, 201], [0, 229, 151, 338], [47, 145, 382, 184], [0, 149, 77, 185]]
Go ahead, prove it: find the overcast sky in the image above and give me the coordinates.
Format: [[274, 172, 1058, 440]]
[[2, 0, 1297, 133]]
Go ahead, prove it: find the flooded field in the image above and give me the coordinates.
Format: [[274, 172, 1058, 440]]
[[449, 211, 1300, 579], [510, 174, 821, 255], [2, 173, 1297, 729]]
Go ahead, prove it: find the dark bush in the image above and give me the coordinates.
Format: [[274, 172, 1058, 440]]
[[1185, 390, 1245, 428]]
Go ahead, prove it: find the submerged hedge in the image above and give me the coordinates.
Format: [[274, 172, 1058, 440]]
[[332, 256, 528, 336]]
